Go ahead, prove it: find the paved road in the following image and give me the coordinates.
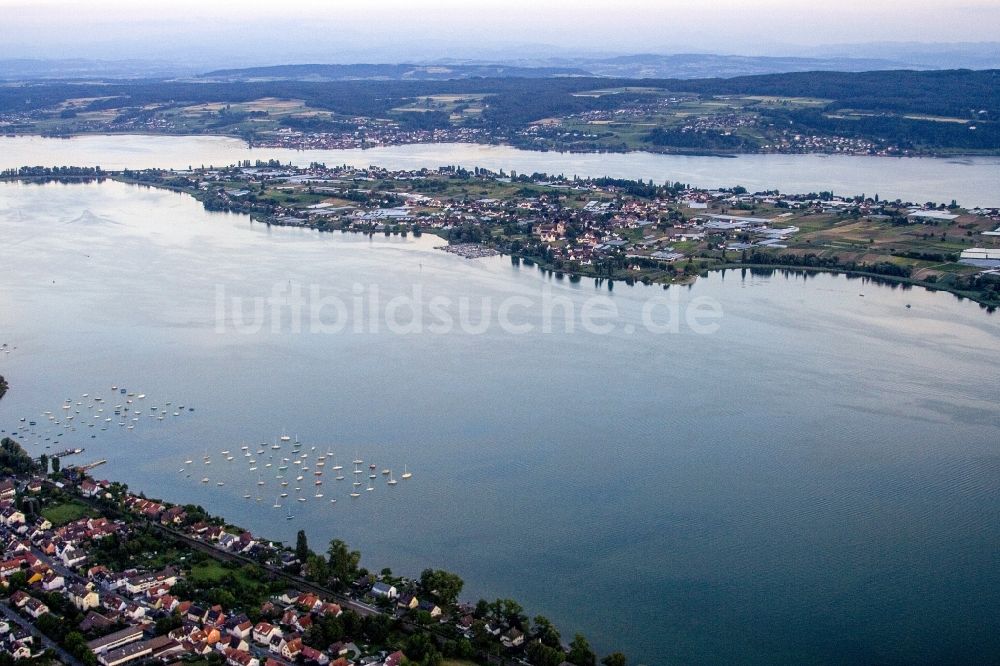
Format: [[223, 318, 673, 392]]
[[0, 599, 84, 666]]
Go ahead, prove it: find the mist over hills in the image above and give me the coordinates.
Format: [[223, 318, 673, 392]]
[[3, 43, 999, 82]]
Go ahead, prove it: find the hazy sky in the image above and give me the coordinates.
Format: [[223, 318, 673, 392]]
[[3, 0, 1000, 64]]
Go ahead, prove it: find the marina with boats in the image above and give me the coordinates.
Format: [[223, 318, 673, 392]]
[[0, 384, 415, 518], [182, 433, 413, 509]]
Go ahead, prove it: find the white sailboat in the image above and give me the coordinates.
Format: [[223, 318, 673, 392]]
[[401, 465, 412, 480]]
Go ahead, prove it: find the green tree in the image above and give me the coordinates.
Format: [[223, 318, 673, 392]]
[[533, 615, 561, 648], [601, 653, 627, 666], [489, 598, 527, 628], [51, 455, 60, 474], [568, 634, 597, 666], [295, 529, 309, 562], [155, 613, 183, 636], [306, 553, 329, 583], [4, 570, 28, 594], [419, 568, 464, 608], [39, 453, 49, 474], [327, 538, 361, 588], [527, 641, 566, 666]]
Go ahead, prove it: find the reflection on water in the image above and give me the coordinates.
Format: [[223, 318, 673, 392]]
[[1, 134, 999, 206], [0, 180, 998, 664]]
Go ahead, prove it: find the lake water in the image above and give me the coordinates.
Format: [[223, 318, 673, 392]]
[[1, 179, 998, 663], [2, 134, 1000, 207]]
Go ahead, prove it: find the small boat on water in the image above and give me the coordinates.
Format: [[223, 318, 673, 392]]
[[387, 470, 398, 486], [401, 465, 412, 480], [201, 477, 209, 483]]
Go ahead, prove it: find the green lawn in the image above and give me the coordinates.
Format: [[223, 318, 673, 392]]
[[41, 501, 95, 526], [190, 560, 231, 584], [190, 559, 267, 589]]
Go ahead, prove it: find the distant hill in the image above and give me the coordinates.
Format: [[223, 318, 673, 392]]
[[576, 53, 917, 79], [200, 55, 925, 82], [0, 58, 196, 80], [1, 69, 995, 152], [198, 63, 591, 82], [6, 47, 999, 82]]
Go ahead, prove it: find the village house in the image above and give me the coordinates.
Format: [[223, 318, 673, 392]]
[[300, 644, 330, 665], [417, 600, 442, 618], [68, 583, 101, 610], [228, 619, 254, 640], [58, 544, 86, 567], [252, 621, 282, 645], [281, 637, 303, 660], [40, 570, 65, 591], [370, 581, 398, 600], [224, 647, 260, 666], [397, 593, 419, 610], [24, 596, 50, 619], [125, 566, 178, 594]]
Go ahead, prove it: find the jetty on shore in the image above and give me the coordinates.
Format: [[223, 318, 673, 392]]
[[436, 243, 500, 259]]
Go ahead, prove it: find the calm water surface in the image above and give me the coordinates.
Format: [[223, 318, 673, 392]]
[[2, 134, 999, 207], [0, 180, 998, 664]]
